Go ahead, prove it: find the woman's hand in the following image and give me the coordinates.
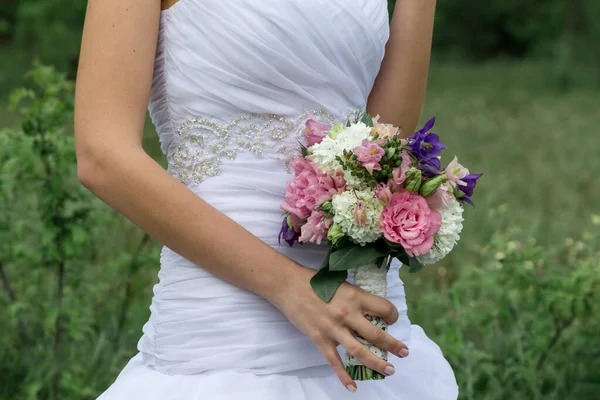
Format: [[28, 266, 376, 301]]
[[269, 266, 409, 392]]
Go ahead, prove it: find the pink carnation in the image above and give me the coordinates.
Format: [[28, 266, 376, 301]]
[[380, 191, 441, 257], [281, 157, 345, 220], [388, 151, 413, 192], [299, 211, 333, 245]]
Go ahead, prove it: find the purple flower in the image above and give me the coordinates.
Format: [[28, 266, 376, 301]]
[[418, 157, 442, 177], [278, 216, 299, 247], [459, 173, 483, 205], [408, 117, 446, 162]]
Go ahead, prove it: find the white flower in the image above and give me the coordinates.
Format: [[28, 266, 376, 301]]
[[331, 189, 384, 246], [417, 197, 464, 265], [309, 122, 372, 188]]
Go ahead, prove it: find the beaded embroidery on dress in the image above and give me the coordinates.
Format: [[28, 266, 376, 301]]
[[170, 108, 361, 185], [97, 0, 459, 399]]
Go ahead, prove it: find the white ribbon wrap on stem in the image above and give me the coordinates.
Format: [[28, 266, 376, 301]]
[[344, 261, 389, 366]]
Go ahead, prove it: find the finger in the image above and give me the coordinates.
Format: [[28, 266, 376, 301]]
[[316, 340, 357, 392], [349, 313, 409, 359], [337, 329, 396, 377], [360, 293, 399, 325]]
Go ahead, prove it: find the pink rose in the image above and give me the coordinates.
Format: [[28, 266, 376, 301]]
[[299, 211, 333, 245], [354, 138, 385, 175], [375, 184, 393, 205], [304, 117, 332, 146], [281, 157, 346, 220], [426, 183, 454, 210], [380, 191, 441, 257], [388, 151, 412, 192], [445, 156, 470, 188]]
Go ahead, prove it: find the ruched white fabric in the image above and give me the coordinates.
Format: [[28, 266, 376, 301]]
[[98, 0, 459, 398]]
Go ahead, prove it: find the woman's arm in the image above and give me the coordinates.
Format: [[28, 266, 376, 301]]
[[367, 0, 437, 136], [75, 0, 406, 391], [75, 0, 300, 303]]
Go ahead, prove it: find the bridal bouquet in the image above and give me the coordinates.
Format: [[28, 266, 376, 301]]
[[278, 111, 482, 380]]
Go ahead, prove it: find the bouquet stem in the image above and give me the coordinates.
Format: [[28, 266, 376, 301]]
[[344, 259, 390, 380]]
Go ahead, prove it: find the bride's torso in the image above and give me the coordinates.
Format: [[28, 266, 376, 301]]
[[140, 0, 410, 377]]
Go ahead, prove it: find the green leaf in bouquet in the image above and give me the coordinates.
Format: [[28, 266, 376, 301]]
[[318, 201, 334, 218], [329, 244, 388, 271], [394, 252, 410, 266], [375, 255, 387, 268], [408, 257, 424, 273], [373, 238, 393, 253], [384, 238, 404, 249], [319, 248, 332, 270], [360, 113, 374, 127], [310, 266, 348, 303], [333, 235, 352, 250]]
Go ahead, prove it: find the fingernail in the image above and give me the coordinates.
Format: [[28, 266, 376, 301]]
[[384, 365, 395, 376], [397, 348, 409, 358], [346, 384, 357, 393]]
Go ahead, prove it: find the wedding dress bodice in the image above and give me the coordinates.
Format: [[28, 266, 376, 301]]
[[140, 0, 409, 377], [150, 0, 390, 162]]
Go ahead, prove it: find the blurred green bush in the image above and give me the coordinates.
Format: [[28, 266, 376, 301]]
[[392, 0, 600, 63], [0, 0, 85, 76], [0, 65, 160, 400], [407, 213, 600, 399], [1, 0, 599, 69]]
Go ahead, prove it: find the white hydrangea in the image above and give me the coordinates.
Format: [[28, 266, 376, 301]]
[[417, 197, 464, 265], [331, 188, 384, 246], [309, 122, 372, 188]]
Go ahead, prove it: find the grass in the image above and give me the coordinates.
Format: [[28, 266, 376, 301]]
[[422, 60, 600, 269]]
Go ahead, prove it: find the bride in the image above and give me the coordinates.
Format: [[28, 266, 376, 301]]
[[74, 0, 458, 398]]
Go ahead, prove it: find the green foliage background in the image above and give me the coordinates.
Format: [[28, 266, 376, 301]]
[[0, 1, 599, 399]]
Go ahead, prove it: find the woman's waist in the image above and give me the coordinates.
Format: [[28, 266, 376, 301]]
[[139, 291, 330, 375], [141, 252, 328, 375], [157, 246, 407, 302], [139, 262, 410, 377], [142, 242, 409, 375]]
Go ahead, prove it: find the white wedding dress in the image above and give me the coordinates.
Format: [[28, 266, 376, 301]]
[[98, 0, 459, 398]]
